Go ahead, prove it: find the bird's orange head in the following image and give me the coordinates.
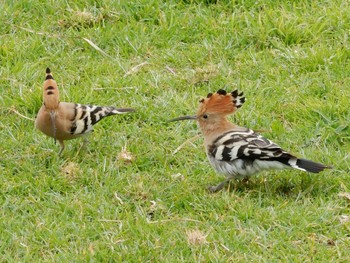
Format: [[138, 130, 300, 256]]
[[169, 89, 245, 136], [42, 68, 60, 110]]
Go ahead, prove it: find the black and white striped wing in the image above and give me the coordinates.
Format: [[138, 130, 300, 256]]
[[208, 128, 293, 164]]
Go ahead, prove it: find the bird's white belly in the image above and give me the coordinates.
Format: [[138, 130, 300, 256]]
[[207, 155, 288, 179]]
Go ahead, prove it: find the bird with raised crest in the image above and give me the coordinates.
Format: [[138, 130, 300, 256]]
[[35, 68, 135, 155], [170, 89, 331, 192]]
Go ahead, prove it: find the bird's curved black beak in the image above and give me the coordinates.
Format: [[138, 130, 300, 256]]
[[168, 115, 197, 122]]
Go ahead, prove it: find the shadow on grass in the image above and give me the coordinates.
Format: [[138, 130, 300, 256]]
[[214, 173, 334, 199]]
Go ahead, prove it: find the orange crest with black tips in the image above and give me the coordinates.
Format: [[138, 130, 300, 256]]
[[43, 68, 60, 110], [197, 89, 245, 116]]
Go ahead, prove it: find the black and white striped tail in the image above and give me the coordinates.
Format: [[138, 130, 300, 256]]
[[291, 158, 330, 173], [70, 104, 135, 135]]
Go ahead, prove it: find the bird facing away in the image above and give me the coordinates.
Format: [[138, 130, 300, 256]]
[[35, 68, 135, 155], [170, 89, 331, 192]]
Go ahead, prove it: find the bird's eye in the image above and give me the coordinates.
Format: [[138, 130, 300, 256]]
[[203, 114, 208, 119]]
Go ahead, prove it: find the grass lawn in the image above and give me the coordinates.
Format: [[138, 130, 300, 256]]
[[1, 0, 350, 261]]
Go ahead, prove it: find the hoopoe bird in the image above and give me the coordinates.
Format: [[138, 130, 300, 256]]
[[35, 68, 135, 155], [170, 89, 330, 192]]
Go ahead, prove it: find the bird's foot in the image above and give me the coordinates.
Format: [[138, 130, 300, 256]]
[[58, 141, 65, 156], [83, 137, 90, 146], [242, 177, 250, 184], [208, 180, 230, 193]]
